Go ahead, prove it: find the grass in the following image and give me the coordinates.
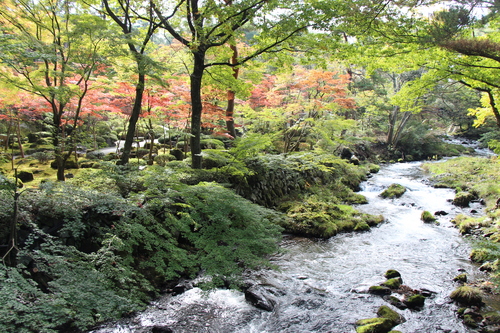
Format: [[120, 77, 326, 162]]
[[423, 156, 500, 207]]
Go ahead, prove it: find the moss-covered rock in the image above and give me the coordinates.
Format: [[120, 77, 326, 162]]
[[452, 191, 476, 207], [355, 318, 394, 333], [384, 269, 401, 279], [421, 210, 437, 223], [381, 277, 403, 289], [354, 221, 371, 231], [377, 305, 405, 325], [404, 294, 425, 309], [453, 273, 467, 283], [380, 184, 406, 199], [450, 286, 483, 306], [369, 286, 392, 295]]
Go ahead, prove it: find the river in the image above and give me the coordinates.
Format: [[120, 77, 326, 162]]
[[91, 159, 489, 333]]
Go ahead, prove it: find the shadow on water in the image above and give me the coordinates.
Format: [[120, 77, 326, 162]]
[[91, 161, 488, 333]]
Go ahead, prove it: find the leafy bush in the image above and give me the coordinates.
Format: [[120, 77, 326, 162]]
[[160, 182, 284, 286], [0, 242, 147, 333], [31, 151, 54, 164]]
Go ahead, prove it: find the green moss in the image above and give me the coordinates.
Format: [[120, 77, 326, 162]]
[[369, 286, 392, 295], [369, 164, 381, 173], [354, 221, 370, 231], [355, 318, 394, 333], [453, 191, 476, 207], [463, 314, 479, 328], [380, 184, 406, 199], [450, 285, 483, 306], [421, 210, 436, 223], [282, 196, 379, 238], [377, 305, 404, 325], [404, 294, 425, 308], [453, 273, 467, 283], [424, 156, 500, 207], [384, 269, 401, 279], [452, 214, 491, 234], [381, 277, 402, 289]]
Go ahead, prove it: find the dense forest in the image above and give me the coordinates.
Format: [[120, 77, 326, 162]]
[[1, 0, 500, 332]]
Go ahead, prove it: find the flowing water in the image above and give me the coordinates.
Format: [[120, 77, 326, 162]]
[[92, 160, 490, 333]]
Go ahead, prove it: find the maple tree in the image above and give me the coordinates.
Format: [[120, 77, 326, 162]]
[[0, 0, 110, 180], [244, 65, 356, 152]]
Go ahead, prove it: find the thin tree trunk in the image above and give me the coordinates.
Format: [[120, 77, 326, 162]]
[[4, 169, 20, 266], [120, 73, 145, 165], [226, 44, 239, 138], [190, 51, 205, 169], [15, 116, 24, 158]]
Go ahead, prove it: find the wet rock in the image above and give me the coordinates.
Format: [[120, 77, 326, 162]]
[[245, 284, 277, 311], [435, 210, 448, 216], [172, 280, 193, 295], [151, 326, 174, 333], [419, 288, 436, 298], [385, 295, 407, 310]]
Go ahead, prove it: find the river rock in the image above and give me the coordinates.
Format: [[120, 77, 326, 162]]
[[384, 269, 401, 279], [369, 286, 392, 295], [172, 280, 193, 295], [377, 305, 406, 325], [245, 284, 277, 311], [355, 317, 394, 333], [381, 277, 403, 289], [452, 192, 475, 207], [151, 326, 173, 333], [385, 295, 407, 310], [380, 184, 406, 199], [403, 294, 425, 309]]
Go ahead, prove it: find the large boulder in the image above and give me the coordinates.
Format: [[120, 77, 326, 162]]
[[17, 171, 34, 182], [244, 284, 277, 311]]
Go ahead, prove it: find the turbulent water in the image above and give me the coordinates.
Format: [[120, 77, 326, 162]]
[[92, 160, 489, 333]]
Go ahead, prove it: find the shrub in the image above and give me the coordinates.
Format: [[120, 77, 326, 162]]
[[31, 151, 54, 164], [160, 182, 284, 286]]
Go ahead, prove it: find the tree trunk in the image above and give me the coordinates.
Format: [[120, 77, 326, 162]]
[[387, 105, 398, 146], [190, 51, 205, 169], [486, 89, 500, 128], [226, 44, 239, 138], [120, 73, 145, 165], [15, 117, 24, 158], [5, 169, 20, 266]]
